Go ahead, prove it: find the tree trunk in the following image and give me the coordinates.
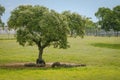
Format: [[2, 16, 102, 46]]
[[36, 47, 45, 66], [38, 48, 43, 60], [70, 30, 73, 37], [117, 31, 119, 37]]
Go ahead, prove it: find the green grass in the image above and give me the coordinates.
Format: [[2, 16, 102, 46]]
[[0, 34, 15, 40], [91, 43, 120, 49], [0, 35, 120, 80], [0, 67, 120, 80]]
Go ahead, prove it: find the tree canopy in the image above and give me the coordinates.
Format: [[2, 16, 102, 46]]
[[83, 17, 95, 29], [0, 4, 5, 26], [95, 5, 120, 32], [95, 7, 112, 31], [8, 5, 69, 48], [62, 11, 85, 37], [112, 5, 120, 32]]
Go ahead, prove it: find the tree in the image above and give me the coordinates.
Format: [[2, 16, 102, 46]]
[[62, 11, 84, 37], [95, 6, 120, 36], [112, 5, 120, 36], [95, 7, 112, 31], [0, 4, 5, 27], [82, 17, 96, 35], [8, 5, 69, 66]]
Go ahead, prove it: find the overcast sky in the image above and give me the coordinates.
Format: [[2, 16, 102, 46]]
[[0, 0, 120, 25]]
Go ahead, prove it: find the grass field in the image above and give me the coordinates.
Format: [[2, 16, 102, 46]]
[[0, 35, 120, 80]]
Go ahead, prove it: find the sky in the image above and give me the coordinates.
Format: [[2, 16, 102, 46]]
[[0, 0, 120, 25]]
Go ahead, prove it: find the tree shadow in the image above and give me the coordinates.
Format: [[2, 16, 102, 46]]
[[91, 43, 120, 50], [0, 66, 85, 71], [0, 62, 86, 70]]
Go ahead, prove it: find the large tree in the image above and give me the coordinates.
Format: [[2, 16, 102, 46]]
[[62, 11, 84, 37], [0, 4, 5, 27], [8, 5, 69, 66]]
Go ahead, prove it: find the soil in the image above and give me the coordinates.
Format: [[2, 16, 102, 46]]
[[0, 62, 86, 68]]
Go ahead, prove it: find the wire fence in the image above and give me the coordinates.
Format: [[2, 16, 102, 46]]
[[0, 28, 120, 38], [85, 29, 120, 37]]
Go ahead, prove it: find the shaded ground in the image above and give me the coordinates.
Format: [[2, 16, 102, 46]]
[[0, 62, 86, 68], [91, 43, 120, 49]]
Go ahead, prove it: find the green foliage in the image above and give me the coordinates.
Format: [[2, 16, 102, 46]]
[[0, 4, 5, 26], [95, 7, 112, 31], [0, 5, 5, 16], [95, 5, 120, 32], [8, 5, 69, 49], [84, 18, 95, 29], [62, 11, 85, 37], [112, 5, 120, 31]]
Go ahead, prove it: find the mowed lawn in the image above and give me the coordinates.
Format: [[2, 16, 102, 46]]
[[0, 35, 120, 80]]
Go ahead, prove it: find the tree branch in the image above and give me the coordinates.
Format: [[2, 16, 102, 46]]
[[42, 40, 51, 49]]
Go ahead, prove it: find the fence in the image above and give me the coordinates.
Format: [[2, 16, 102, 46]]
[[0, 28, 120, 37], [85, 29, 120, 37]]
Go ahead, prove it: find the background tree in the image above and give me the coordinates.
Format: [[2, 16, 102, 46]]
[[83, 17, 96, 35], [95, 7, 112, 31], [112, 5, 120, 36], [8, 5, 69, 66], [62, 11, 85, 37], [0, 4, 5, 27], [95, 5, 120, 36]]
